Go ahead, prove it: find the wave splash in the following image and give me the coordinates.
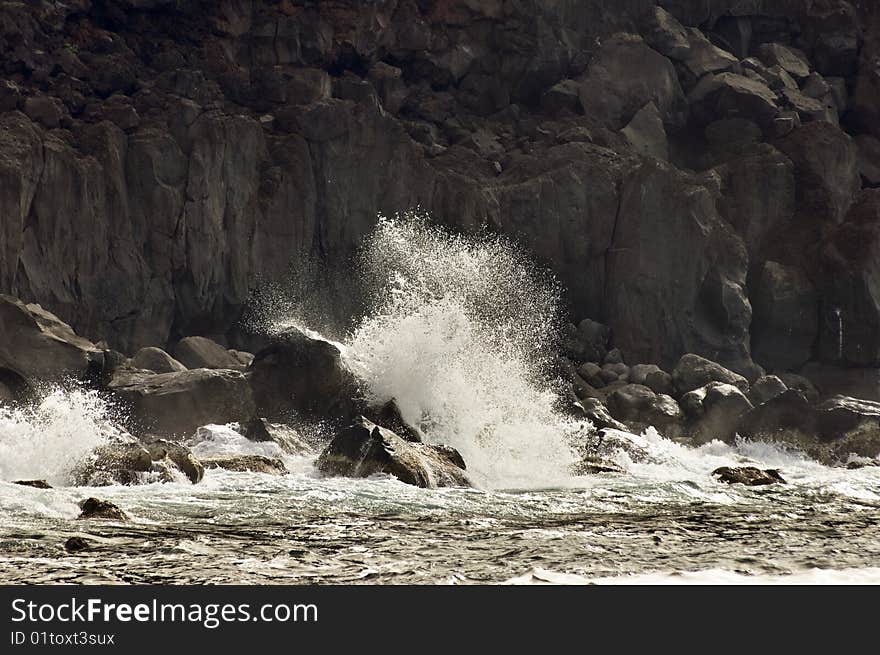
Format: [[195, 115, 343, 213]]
[[342, 213, 581, 488]]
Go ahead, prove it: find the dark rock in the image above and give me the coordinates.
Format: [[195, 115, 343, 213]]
[[130, 347, 187, 374], [606, 383, 684, 436], [645, 369, 674, 396], [856, 134, 880, 186], [712, 466, 786, 485], [12, 479, 52, 489], [714, 16, 752, 59], [572, 398, 629, 432], [248, 327, 357, 420], [776, 373, 820, 403], [672, 353, 749, 396], [736, 389, 817, 441], [689, 72, 779, 128], [750, 261, 818, 371], [0, 80, 22, 112], [798, 362, 880, 403], [642, 6, 691, 59], [77, 498, 128, 521], [577, 362, 605, 388], [0, 295, 104, 385], [574, 457, 627, 475], [681, 28, 739, 79], [109, 368, 254, 438], [242, 417, 314, 455], [749, 375, 788, 406], [201, 455, 288, 475], [814, 396, 880, 447], [172, 336, 243, 370], [578, 33, 686, 131], [540, 80, 581, 116], [621, 102, 668, 160], [316, 417, 470, 488], [23, 95, 64, 129], [758, 43, 811, 80], [73, 441, 153, 486], [64, 536, 90, 553], [604, 348, 624, 365], [680, 382, 753, 443], [628, 364, 663, 386], [363, 399, 422, 443], [143, 440, 204, 483]]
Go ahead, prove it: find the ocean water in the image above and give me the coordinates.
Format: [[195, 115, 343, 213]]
[[1, 215, 878, 584]]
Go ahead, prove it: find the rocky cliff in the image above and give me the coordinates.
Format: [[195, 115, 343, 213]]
[[1, 0, 879, 388]]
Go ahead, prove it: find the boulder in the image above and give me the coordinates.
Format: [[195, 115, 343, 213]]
[[362, 398, 422, 443], [109, 368, 255, 438], [672, 353, 749, 396], [814, 396, 880, 445], [856, 134, 880, 186], [201, 455, 288, 475], [242, 417, 315, 455], [130, 347, 187, 374], [172, 336, 243, 370], [712, 466, 786, 485], [12, 479, 52, 489], [577, 362, 605, 388], [64, 536, 90, 552], [621, 102, 668, 160], [680, 382, 753, 443], [77, 498, 128, 521], [23, 95, 64, 129], [798, 362, 880, 403], [776, 373, 820, 403], [750, 261, 818, 371], [316, 417, 470, 488], [540, 79, 581, 116], [681, 28, 739, 79], [143, 439, 204, 483], [572, 398, 629, 432], [0, 295, 103, 385], [577, 33, 686, 130], [645, 369, 674, 396], [72, 441, 153, 486], [749, 375, 788, 406], [758, 43, 811, 79], [689, 72, 779, 127], [248, 327, 357, 420], [736, 389, 817, 442], [605, 383, 684, 436], [641, 6, 691, 59], [628, 364, 663, 386]]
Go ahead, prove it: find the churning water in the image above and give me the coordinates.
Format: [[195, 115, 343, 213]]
[[1, 215, 879, 584]]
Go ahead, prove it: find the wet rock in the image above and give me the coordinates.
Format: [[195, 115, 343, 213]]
[[606, 384, 684, 437], [242, 417, 314, 455], [814, 396, 880, 443], [248, 327, 357, 420], [577, 362, 605, 388], [572, 398, 629, 433], [574, 457, 626, 475], [680, 382, 753, 443], [645, 369, 674, 396], [109, 368, 255, 438], [64, 536, 90, 553], [577, 33, 686, 131], [143, 440, 204, 483], [562, 319, 611, 363], [77, 498, 128, 521], [363, 399, 422, 443], [201, 455, 288, 475], [12, 480, 52, 489], [73, 441, 153, 486], [736, 389, 817, 442], [712, 466, 786, 485], [749, 375, 788, 406], [317, 417, 470, 488], [0, 295, 104, 385], [130, 347, 187, 374], [172, 336, 243, 370], [672, 354, 749, 397]]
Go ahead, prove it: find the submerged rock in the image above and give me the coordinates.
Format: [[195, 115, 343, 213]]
[[201, 455, 288, 475], [12, 479, 52, 489], [77, 498, 128, 521], [712, 466, 786, 486], [317, 417, 470, 488], [144, 439, 204, 483], [64, 536, 90, 552]]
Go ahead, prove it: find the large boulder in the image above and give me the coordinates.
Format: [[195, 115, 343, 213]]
[[143, 439, 204, 483], [248, 327, 358, 420], [672, 353, 750, 396], [0, 295, 103, 386], [108, 368, 255, 438], [688, 72, 779, 128], [172, 336, 243, 370], [77, 498, 128, 521], [749, 375, 788, 406], [316, 417, 470, 488], [712, 466, 786, 485], [605, 383, 684, 436], [201, 455, 288, 475], [73, 438, 204, 485], [242, 417, 315, 455], [679, 382, 753, 443], [577, 33, 686, 131], [130, 347, 187, 374]]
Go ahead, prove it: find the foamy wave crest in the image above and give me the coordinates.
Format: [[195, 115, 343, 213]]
[[344, 212, 579, 488], [0, 389, 120, 485]]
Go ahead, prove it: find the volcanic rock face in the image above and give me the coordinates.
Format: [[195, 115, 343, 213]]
[[0, 0, 878, 397]]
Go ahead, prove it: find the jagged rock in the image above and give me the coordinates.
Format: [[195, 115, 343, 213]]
[[540, 79, 581, 116], [689, 72, 779, 127], [763, 64, 799, 91], [680, 382, 753, 443], [758, 43, 811, 79], [642, 6, 691, 59], [201, 455, 288, 475], [672, 354, 750, 397], [12, 480, 52, 489], [856, 134, 880, 186], [143, 440, 204, 483], [248, 327, 357, 420], [172, 336, 243, 370], [621, 102, 668, 160], [130, 347, 187, 374], [73, 441, 153, 486], [645, 369, 674, 396], [64, 536, 90, 552], [578, 33, 686, 131], [363, 399, 422, 443], [77, 498, 128, 521], [681, 28, 739, 78], [109, 368, 254, 438], [0, 295, 104, 385], [749, 375, 789, 406], [242, 417, 314, 455], [782, 87, 837, 124], [750, 261, 818, 371], [572, 398, 628, 432], [712, 466, 786, 485], [23, 95, 64, 129], [316, 417, 470, 488]]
